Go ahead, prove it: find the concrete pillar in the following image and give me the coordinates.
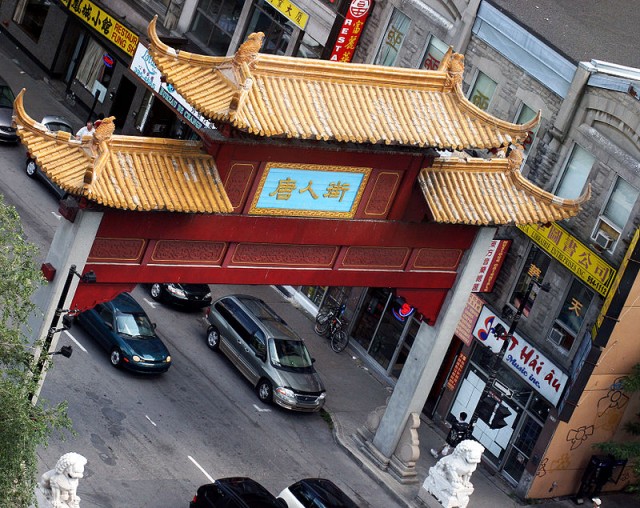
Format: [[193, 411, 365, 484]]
[[29, 208, 104, 403], [368, 226, 497, 460]]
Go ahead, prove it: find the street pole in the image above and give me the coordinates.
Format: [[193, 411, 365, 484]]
[[470, 264, 546, 428]]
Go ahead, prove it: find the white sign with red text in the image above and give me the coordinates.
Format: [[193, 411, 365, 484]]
[[473, 306, 568, 406]]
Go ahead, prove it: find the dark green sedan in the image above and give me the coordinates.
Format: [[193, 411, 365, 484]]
[[77, 292, 172, 374]]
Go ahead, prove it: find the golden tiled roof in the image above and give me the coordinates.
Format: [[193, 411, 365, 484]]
[[13, 90, 232, 214], [420, 150, 590, 225], [147, 17, 537, 150]]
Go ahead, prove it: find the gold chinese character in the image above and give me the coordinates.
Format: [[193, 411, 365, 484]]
[[324, 182, 350, 202], [353, 20, 363, 35], [563, 237, 578, 257], [527, 264, 542, 279], [340, 52, 352, 62], [471, 91, 490, 110], [568, 298, 583, 317], [345, 36, 358, 50], [593, 264, 611, 283], [547, 228, 562, 245], [578, 251, 592, 270], [385, 26, 404, 51], [269, 177, 297, 200], [299, 181, 319, 199]]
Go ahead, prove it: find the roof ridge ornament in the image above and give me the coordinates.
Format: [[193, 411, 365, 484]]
[[93, 116, 116, 144], [233, 32, 264, 70], [445, 53, 465, 89]]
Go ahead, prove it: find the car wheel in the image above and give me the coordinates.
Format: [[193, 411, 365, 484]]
[[206, 326, 220, 350], [110, 348, 122, 368], [150, 283, 163, 301], [257, 379, 273, 404], [26, 159, 38, 178]]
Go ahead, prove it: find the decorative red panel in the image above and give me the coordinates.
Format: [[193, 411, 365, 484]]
[[151, 240, 226, 264], [224, 163, 256, 211], [412, 248, 463, 270], [231, 243, 338, 267], [88, 238, 146, 262], [341, 246, 410, 269], [364, 172, 400, 217]]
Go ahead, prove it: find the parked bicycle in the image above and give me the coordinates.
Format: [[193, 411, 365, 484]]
[[314, 303, 349, 353]]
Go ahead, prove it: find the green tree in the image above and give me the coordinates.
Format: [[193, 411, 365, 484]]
[[596, 363, 640, 492], [0, 195, 72, 507]]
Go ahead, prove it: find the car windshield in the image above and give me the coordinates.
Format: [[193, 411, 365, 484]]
[[269, 339, 313, 369], [0, 85, 15, 108], [45, 121, 73, 134], [116, 313, 155, 337]]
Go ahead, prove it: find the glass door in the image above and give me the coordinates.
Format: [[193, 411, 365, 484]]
[[352, 288, 391, 351]]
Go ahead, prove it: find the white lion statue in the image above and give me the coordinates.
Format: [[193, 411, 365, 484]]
[[39, 452, 87, 508], [419, 439, 485, 508]]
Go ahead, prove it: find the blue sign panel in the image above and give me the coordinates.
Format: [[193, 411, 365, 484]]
[[250, 164, 370, 218]]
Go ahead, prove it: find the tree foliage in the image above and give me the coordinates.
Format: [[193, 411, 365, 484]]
[[595, 364, 640, 492], [0, 195, 72, 507]]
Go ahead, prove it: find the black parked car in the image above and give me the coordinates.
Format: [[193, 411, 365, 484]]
[[149, 282, 212, 309], [190, 478, 285, 508]]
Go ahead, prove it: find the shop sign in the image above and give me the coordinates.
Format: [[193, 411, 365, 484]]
[[454, 293, 484, 346], [329, 0, 373, 62], [518, 223, 616, 297], [64, 0, 139, 56], [129, 44, 214, 131], [249, 163, 370, 218], [446, 353, 468, 391], [265, 0, 309, 30], [473, 306, 569, 406], [472, 239, 511, 293]]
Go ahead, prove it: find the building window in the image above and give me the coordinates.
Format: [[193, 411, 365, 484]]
[[296, 32, 324, 59], [554, 145, 595, 200], [373, 8, 410, 66], [515, 104, 539, 157], [592, 177, 639, 251], [468, 72, 496, 111], [245, 0, 293, 56], [421, 35, 448, 70], [509, 245, 550, 318], [75, 39, 110, 91], [190, 0, 244, 55], [548, 279, 593, 351], [13, 0, 49, 42]]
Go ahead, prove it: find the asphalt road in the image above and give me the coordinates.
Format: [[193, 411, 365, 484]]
[[0, 90, 398, 508]]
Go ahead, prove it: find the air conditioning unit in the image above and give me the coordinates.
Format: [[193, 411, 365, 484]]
[[594, 230, 614, 250], [548, 328, 565, 345]]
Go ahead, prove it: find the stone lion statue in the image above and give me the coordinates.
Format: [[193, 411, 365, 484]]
[[419, 439, 485, 508], [40, 452, 87, 508]]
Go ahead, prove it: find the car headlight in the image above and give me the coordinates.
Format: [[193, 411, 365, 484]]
[[204, 292, 212, 299], [165, 356, 172, 363], [275, 387, 296, 402], [132, 355, 141, 362], [166, 284, 187, 298], [318, 392, 326, 400]]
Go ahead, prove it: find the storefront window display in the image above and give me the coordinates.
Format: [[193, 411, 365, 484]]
[[190, 0, 244, 55]]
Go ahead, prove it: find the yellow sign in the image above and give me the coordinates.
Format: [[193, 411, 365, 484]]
[[64, 0, 139, 56], [518, 223, 616, 297], [265, 0, 309, 30]]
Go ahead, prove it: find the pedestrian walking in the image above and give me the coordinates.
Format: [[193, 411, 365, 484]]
[[75, 121, 94, 139], [431, 411, 472, 458]]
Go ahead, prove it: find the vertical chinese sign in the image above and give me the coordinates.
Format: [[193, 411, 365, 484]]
[[329, 0, 374, 62]]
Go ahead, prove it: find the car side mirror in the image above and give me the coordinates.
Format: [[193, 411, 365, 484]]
[[152, 323, 157, 329], [311, 357, 316, 364]]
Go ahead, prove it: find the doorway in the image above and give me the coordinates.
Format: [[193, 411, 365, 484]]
[[109, 77, 136, 130]]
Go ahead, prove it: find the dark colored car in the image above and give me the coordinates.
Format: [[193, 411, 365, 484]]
[[190, 477, 286, 508], [0, 76, 18, 143], [205, 295, 326, 412], [76, 292, 172, 374], [149, 282, 212, 309], [25, 115, 75, 198], [277, 479, 358, 508]]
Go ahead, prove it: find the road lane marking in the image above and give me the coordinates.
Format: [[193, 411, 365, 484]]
[[145, 415, 157, 426], [253, 404, 271, 412], [64, 330, 87, 353], [188, 456, 215, 483], [51, 211, 61, 220], [143, 298, 159, 308]]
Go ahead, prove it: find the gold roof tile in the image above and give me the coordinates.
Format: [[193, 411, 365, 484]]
[[147, 17, 537, 150], [13, 90, 232, 214], [419, 150, 590, 225]]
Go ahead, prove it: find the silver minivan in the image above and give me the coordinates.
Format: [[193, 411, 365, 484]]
[[204, 295, 326, 412]]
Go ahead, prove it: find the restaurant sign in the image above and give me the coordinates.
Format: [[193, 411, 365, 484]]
[[329, 0, 373, 62], [473, 306, 569, 406], [265, 0, 309, 30], [472, 239, 511, 293], [518, 223, 616, 297]]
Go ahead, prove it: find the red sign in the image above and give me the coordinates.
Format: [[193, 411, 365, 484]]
[[329, 0, 373, 62], [446, 353, 468, 391], [454, 293, 484, 346], [472, 239, 511, 293]]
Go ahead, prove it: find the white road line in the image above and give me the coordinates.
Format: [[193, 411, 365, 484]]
[[253, 404, 271, 412], [143, 298, 159, 308], [145, 415, 157, 426], [51, 211, 61, 219], [64, 330, 87, 353], [188, 456, 215, 483]]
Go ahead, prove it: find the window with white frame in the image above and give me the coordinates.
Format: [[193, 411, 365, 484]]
[[373, 8, 410, 67], [548, 279, 593, 352], [554, 145, 595, 200], [468, 72, 496, 111], [592, 176, 639, 251], [421, 35, 448, 70], [515, 104, 539, 157]]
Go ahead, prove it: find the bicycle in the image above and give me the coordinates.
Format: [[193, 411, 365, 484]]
[[314, 304, 349, 352], [327, 314, 349, 353], [314, 303, 345, 336]]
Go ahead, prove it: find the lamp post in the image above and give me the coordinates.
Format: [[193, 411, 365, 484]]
[[29, 264, 96, 404], [470, 264, 549, 429]]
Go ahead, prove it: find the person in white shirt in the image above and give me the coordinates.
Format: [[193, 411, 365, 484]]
[[75, 121, 94, 139]]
